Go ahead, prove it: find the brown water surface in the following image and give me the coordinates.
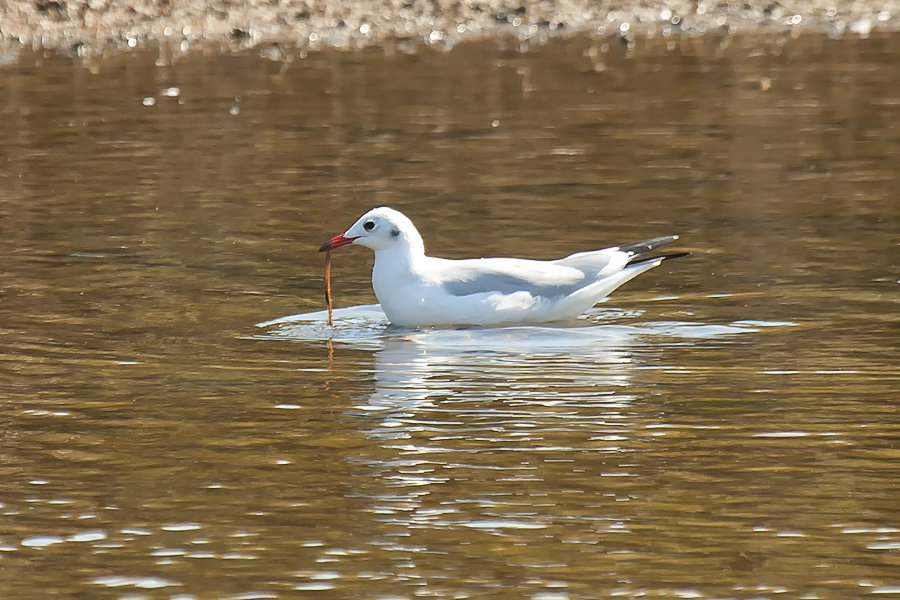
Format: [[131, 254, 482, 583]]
[[0, 33, 898, 599]]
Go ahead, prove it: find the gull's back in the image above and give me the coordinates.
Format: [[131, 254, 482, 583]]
[[433, 256, 587, 298]]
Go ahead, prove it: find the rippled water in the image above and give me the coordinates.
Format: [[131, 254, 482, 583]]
[[1, 33, 898, 599]]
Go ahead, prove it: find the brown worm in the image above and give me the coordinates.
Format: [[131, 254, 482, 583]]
[[324, 249, 334, 326]]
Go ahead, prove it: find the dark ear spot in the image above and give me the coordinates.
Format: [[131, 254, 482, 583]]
[[390, 228, 400, 237]]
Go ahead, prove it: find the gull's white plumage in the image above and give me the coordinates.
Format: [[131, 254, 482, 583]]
[[320, 206, 684, 327]]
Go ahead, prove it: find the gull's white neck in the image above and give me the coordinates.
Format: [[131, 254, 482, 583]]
[[372, 229, 426, 274], [371, 228, 428, 315]]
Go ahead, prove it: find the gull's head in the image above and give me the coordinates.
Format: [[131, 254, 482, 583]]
[[319, 206, 424, 254]]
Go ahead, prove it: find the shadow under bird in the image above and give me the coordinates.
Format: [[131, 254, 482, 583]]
[[319, 207, 687, 327]]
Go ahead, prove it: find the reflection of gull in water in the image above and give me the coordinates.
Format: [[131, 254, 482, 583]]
[[368, 326, 638, 411], [256, 305, 793, 538], [257, 303, 788, 415]]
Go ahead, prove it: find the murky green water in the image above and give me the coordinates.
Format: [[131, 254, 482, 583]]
[[1, 32, 898, 599]]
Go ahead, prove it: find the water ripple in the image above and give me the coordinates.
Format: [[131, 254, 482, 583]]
[[255, 304, 791, 350]]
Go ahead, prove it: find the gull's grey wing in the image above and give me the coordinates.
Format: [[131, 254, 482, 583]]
[[553, 247, 622, 275], [435, 258, 587, 298]]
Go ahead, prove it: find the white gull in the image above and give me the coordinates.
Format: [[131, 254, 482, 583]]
[[319, 206, 686, 327]]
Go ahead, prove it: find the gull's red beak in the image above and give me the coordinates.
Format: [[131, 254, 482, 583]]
[[319, 234, 358, 253]]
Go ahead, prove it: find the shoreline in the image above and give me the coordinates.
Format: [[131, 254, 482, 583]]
[[1, 1, 898, 59]]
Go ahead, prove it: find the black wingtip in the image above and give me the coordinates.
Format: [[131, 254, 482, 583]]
[[627, 251, 690, 266], [619, 235, 679, 257]]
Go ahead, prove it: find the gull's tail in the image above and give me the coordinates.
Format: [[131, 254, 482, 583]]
[[551, 237, 688, 318]]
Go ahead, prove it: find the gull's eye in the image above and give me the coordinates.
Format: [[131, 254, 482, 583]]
[[363, 220, 375, 231]]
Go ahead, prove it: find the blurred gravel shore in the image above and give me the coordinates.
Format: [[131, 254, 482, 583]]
[[1, 0, 898, 57]]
